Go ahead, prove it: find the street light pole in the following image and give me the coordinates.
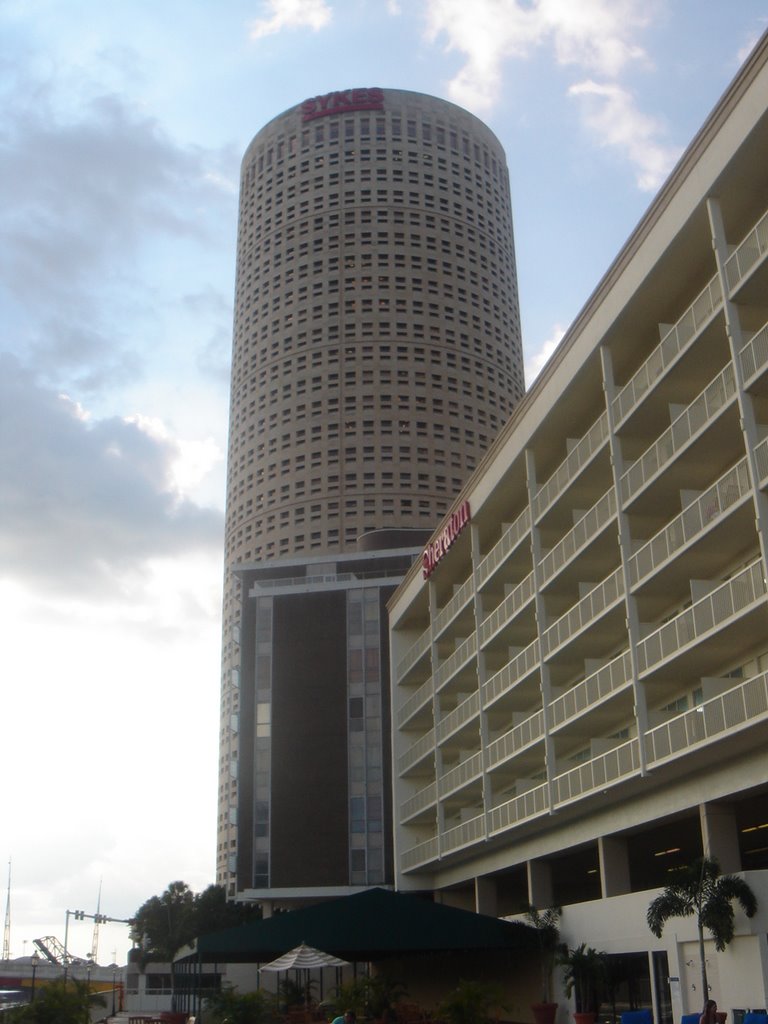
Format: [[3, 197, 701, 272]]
[[30, 951, 39, 1002], [111, 964, 117, 1017]]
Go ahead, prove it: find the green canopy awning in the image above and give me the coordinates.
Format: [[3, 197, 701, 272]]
[[178, 887, 536, 964]]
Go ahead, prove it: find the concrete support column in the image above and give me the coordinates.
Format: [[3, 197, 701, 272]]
[[476, 876, 498, 916], [700, 801, 741, 873], [598, 835, 631, 896], [528, 858, 554, 908]]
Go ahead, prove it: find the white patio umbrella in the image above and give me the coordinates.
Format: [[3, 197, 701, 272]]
[[259, 942, 349, 972]]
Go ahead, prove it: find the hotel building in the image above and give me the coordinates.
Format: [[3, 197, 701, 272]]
[[389, 33, 768, 1018], [217, 89, 526, 901]]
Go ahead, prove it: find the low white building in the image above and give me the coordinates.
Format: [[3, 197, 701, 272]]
[[389, 29, 768, 1024]]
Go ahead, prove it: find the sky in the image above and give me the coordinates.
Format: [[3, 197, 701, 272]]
[[1, 0, 766, 967]]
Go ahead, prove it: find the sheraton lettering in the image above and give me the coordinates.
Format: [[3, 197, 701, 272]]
[[422, 501, 471, 580], [301, 88, 385, 122]]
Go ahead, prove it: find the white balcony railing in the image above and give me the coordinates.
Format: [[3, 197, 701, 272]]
[[438, 751, 484, 798], [434, 633, 477, 692], [478, 571, 535, 646], [441, 812, 486, 854], [637, 559, 767, 675], [433, 574, 475, 638], [612, 274, 723, 425], [755, 436, 768, 486], [436, 691, 480, 743], [483, 638, 540, 707], [396, 627, 432, 682], [400, 835, 439, 871], [541, 567, 624, 659], [645, 671, 768, 765], [629, 458, 751, 587], [533, 412, 609, 521], [552, 737, 641, 805], [488, 782, 549, 834], [397, 727, 435, 775], [549, 650, 633, 730], [486, 709, 545, 769], [400, 781, 437, 821], [396, 677, 433, 729], [539, 489, 617, 587], [620, 362, 736, 504], [725, 206, 768, 292], [739, 319, 768, 386], [476, 507, 531, 587]]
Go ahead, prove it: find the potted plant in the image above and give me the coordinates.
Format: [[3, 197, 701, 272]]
[[438, 979, 506, 1024], [524, 905, 563, 1024], [558, 944, 606, 1024]]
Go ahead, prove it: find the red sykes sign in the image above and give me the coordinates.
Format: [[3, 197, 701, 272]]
[[422, 501, 471, 580], [301, 87, 384, 122]]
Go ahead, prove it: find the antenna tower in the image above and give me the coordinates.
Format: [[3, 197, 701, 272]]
[[2, 860, 10, 962], [90, 879, 102, 963]]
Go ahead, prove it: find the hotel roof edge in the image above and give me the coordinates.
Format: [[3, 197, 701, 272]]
[[388, 27, 768, 613]]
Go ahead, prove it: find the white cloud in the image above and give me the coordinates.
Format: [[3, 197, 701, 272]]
[[423, 0, 679, 192], [424, 0, 649, 110], [525, 323, 565, 384], [249, 0, 333, 40], [568, 79, 682, 190]]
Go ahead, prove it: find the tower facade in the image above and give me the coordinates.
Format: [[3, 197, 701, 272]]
[[217, 88, 525, 897]]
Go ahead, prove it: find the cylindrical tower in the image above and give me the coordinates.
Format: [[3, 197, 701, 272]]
[[217, 87, 525, 892]]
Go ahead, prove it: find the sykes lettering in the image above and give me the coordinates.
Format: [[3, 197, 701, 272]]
[[301, 88, 385, 122]]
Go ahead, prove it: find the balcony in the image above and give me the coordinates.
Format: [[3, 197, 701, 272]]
[[739, 319, 768, 388], [397, 677, 433, 729], [628, 458, 751, 587], [486, 708, 545, 769], [488, 781, 549, 834], [483, 638, 540, 708], [549, 650, 633, 730], [612, 274, 722, 426], [540, 567, 625, 660], [400, 781, 437, 823], [437, 751, 484, 799], [551, 737, 641, 806], [620, 362, 737, 505], [433, 574, 475, 638], [478, 571, 535, 646], [441, 811, 486, 855], [636, 559, 768, 675], [644, 670, 768, 765], [436, 691, 480, 743], [755, 436, 768, 486], [476, 507, 531, 588], [398, 727, 436, 775], [401, 835, 439, 872], [532, 412, 609, 522], [725, 206, 768, 293], [539, 489, 617, 588], [434, 633, 478, 693], [396, 627, 432, 683]]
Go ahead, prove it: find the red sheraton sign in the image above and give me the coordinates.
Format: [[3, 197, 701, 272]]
[[301, 87, 384, 122], [422, 501, 471, 580]]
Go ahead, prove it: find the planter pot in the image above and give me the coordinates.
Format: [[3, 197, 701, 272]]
[[574, 1014, 596, 1024], [532, 1003, 558, 1024]]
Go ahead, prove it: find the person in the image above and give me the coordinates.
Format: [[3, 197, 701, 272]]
[[700, 1000, 718, 1024], [331, 1010, 356, 1024]]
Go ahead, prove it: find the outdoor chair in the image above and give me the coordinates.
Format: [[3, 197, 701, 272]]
[[621, 1010, 653, 1024]]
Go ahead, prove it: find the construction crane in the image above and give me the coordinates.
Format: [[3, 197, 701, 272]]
[[33, 935, 86, 966]]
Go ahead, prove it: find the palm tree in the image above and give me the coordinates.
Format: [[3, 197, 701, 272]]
[[646, 857, 757, 1002], [524, 905, 563, 1005]]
